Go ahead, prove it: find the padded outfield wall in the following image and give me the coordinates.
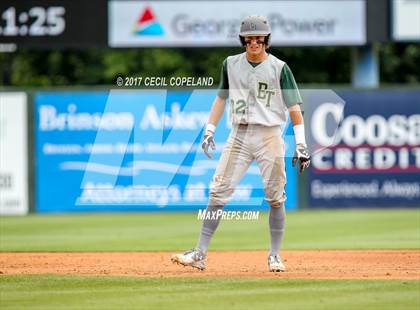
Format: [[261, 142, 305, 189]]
[[1, 88, 419, 214]]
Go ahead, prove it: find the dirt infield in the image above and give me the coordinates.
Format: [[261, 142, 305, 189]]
[[1, 250, 419, 280]]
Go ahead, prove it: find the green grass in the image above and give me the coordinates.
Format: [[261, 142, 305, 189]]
[[1, 209, 419, 309], [0, 275, 419, 310], [1, 209, 419, 252]]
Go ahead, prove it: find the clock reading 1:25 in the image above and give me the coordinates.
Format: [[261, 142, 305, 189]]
[[0, 6, 65, 36]]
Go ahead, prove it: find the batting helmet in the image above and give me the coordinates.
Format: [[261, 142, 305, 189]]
[[239, 15, 271, 46]]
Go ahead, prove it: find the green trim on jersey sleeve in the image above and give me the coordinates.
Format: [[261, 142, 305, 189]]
[[217, 59, 229, 99], [280, 63, 303, 108]]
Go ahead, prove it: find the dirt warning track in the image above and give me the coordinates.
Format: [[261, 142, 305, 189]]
[[1, 250, 419, 280]]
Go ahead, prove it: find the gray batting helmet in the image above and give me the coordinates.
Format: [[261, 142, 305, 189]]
[[239, 15, 271, 46]]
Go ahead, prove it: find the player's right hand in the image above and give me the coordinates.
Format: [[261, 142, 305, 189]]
[[292, 143, 311, 173], [202, 132, 216, 158]]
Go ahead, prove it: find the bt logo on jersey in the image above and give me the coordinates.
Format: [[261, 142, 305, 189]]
[[257, 82, 275, 107]]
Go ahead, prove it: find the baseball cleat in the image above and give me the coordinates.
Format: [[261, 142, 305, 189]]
[[171, 248, 206, 270], [268, 255, 286, 272]]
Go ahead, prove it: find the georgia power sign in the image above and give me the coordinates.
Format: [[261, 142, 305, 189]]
[[108, 0, 366, 47]]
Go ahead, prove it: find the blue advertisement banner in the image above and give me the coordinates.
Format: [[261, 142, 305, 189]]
[[307, 89, 420, 207], [35, 90, 297, 213]]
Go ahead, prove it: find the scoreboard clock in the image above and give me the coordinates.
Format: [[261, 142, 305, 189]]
[[0, 1, 106, 48], [0, 6, 66, 37]]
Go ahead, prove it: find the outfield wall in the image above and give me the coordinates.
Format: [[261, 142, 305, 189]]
[[0, 88, 419, 214]]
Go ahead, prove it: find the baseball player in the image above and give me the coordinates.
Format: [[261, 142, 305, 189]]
[[171, 16, 310, 272]]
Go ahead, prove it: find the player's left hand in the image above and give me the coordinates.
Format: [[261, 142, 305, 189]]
[[292, 143, 311, 173]]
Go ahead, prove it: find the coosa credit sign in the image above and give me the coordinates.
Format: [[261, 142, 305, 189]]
[[308, 90, 420, 207]]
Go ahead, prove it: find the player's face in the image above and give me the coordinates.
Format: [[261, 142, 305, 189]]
[[244, 36, 266, 55]]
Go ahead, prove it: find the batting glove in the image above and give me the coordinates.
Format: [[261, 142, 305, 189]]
[[292, 143, 311, 173], [202, 132, 216, 158]]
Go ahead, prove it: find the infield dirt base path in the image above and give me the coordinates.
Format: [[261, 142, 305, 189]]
[[1, 250, 419, 280]]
